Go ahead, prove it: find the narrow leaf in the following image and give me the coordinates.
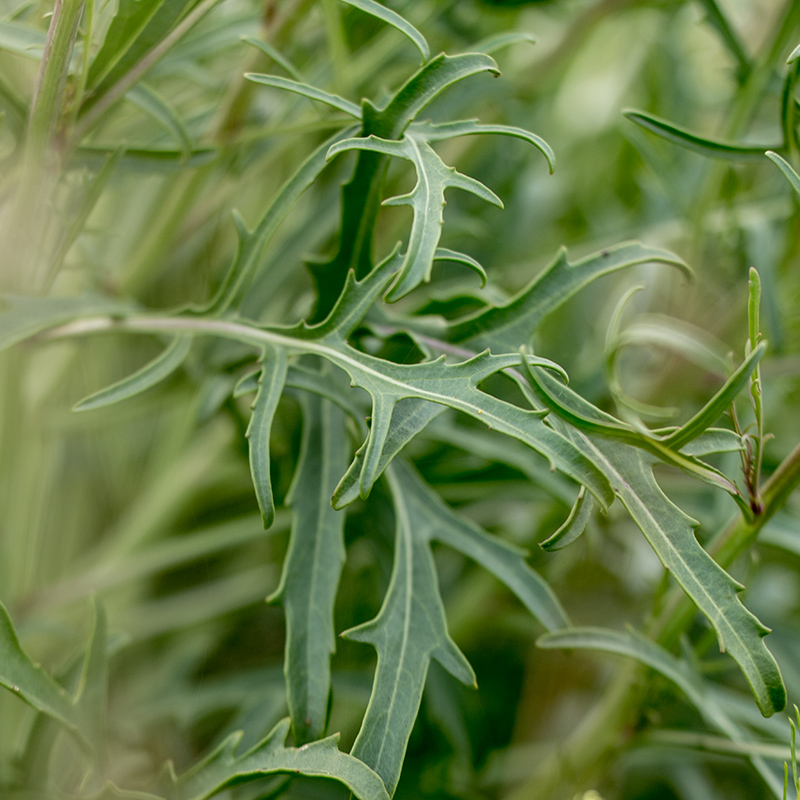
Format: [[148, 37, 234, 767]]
[[449, 242, 690, 350], [0, 602, 79, 734], [540, 487, 594, 552], [410, 118, 555, 173], [393, 462, 571, 631], [434, 247, 487, 286], [469, 31, 536, 55], [270, 394, 349, 744], [245, 73, 361, 118], [766, 150, 800, 196], [625, 109, 777, 160], [339, 0, 429, 62], [126, 83, 192, 155], [538, 626, 783, 795], [169, 718, 390, 800], [242, 36, 303, 81], [74, 335, 192, 411], [246, 347, 289, 529], [346, 466, 475, 794]]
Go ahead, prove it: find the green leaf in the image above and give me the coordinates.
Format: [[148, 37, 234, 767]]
[[309, 52, 499, 319], [625, 109, 777, 160], [126, 83, 193, 155], [71, 144, 217, 172], [766, 150, 800, 196], [84, 0, 197, 109], [345, 465, 475, 795], [662, 341, 766, 451], [313, 347, 613, 507], [0, 294, 131, 354], [449, 242, 690, 350], [269, 393, 349, 744], [242, 36, 303, 81], [410, 118, 555, 173], [73, 335, 192, 411], [565, 434, 785, 716], [74, 598, 109, 750], [434, 248, 487, 287], [207, 124, 360, 315], [244, 73, 362, 118], [168, 718, 391, 800], [246, 347, 288, 529], [392, 462, 570, 631], [0, 21, 46, 59], [339, 0, 429, 63], [469, 31, 536, 56], [328, 133, 501, 300], [0, 602, 80, 735], [538, 626, 783, 795], [540, 487, 594, 552]]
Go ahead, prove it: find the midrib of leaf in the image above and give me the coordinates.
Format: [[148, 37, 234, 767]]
[[42, 313, 613, 505]]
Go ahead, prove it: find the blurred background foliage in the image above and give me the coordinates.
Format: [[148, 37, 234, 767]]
[[2, 0, 800, 798]]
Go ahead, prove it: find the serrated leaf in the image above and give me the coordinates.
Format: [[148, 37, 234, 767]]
[[345, 465, 475, 794], [309, 52, 499, 319], [328, 134, 501, 300], [409, 118, 554, 173], [625, 110, 777, 160], [270, 393, 349, 744], [563, 431, 785, 716], [0, 602, 80, 735], [393, 462, 570, 631], [339, 0, 429, 62], [540, 487, 594, 552], [449, 242, 690, 350], [74, 335, 192, 411], [246, 347, 288, 529], [537, 626, 783, 795], [84, 0, 197, 108], [310, 347, 613, 507], [244, 73, 361, 118], [169, 718, 390, 800], [766, 150, 800, 196]]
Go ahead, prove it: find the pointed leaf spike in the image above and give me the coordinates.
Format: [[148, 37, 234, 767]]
[[540, 487, 594, 552], [245, 74, 362, 118], [339, 0, 429, 63], [246, 347, 289, 529]]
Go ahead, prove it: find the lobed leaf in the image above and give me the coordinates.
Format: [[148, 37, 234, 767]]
[[345, 465, 475, 795], [329, 134, 501, 300], [393, 462, 570, 631], [74, 335, 192, 411], [246, 347, 288, 529], [169, 718, 391, 800], [270, 393, 349, 744]]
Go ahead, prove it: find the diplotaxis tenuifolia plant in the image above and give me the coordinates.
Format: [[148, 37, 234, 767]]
[[3, 1, 800, 798]]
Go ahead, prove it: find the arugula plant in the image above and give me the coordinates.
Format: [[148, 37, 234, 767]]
[[3, 0, 800, 798]]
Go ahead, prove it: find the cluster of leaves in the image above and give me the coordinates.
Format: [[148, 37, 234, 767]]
[[4, 0, 800, 799]]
